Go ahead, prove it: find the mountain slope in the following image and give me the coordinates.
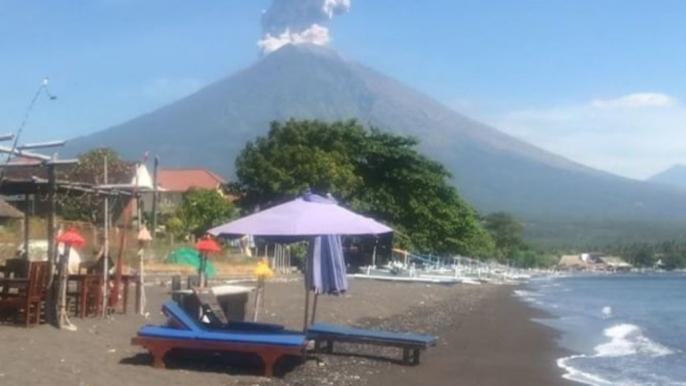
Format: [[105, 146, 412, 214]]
[[648, 164, 686, 190], [65, 44, 686, 223]]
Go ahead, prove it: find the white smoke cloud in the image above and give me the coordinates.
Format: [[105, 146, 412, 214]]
[[323, 0, 350, 18], [258, 24, 331, 55], [258, 0, 350, 55]]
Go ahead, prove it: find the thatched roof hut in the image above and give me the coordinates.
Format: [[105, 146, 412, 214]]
[[0, 198, 23, 219]]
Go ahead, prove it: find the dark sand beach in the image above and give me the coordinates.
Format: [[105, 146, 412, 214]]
[[0, 279, 574, 386]]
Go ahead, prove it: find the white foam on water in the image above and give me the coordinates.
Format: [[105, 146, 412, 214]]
[[513, 289, 542, 303], [557, 324, 677, 386], [595, 324, 674, 358], [601, 306, 612, 319], [558, 355, 614, 386]]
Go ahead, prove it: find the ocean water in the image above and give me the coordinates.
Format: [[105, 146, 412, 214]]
[[518, 274, 686, 386]]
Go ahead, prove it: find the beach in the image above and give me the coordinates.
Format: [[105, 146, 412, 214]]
[[0, 279, 574, 386]]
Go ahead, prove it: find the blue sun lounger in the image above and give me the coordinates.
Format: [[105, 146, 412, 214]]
[[131, 302, 306, 377], [307, 322, 438, 365], [161, 300, 286, 333]]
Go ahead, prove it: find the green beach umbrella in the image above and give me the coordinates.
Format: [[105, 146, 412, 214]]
[[166, 247, 217, 276]]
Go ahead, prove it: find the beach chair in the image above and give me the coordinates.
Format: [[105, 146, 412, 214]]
[[307, 322, 438, 365], [132, 301, 305, 376], [162, 300, 286, 333], [131, 326, 306, 377], [0, 261, 49, 327]]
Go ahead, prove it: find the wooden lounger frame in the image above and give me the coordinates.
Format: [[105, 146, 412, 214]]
[[131, 335, 305, 377], [312, 335, 430, 365]]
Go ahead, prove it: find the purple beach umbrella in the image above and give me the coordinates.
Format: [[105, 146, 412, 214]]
[[207, 193, 393, 237], [208, 193, 393, 329]]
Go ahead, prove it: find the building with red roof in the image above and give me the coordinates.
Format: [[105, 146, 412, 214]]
[[155, 168, 227, 206], [157, 168, 226, 192]]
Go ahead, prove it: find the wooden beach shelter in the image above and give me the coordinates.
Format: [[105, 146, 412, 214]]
[[99, 161, 154, 314], [208, 193, 393, 330], [0, 159, 132, 326], [0, 198, 23, 220]]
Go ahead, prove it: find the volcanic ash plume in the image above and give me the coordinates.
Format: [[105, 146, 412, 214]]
[[258, 0, 350, 55]]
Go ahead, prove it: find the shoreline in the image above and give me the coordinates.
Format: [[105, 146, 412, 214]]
[[0, 279, 576, 385], [364, 284, 577, 386]]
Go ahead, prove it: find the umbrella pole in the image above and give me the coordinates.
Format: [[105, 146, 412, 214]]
[[310, 292, 319, 325], [252, 276, 264, 322], [57, 245, 76, 331], [199, 254, 207, 288], [303, 288, 310, 332]]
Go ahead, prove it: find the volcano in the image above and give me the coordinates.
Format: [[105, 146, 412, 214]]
[[65, 44, 686, 228]]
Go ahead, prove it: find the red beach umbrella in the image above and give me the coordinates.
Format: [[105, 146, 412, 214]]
[[195, 236, 221, 254], [56, 229, 86, 248], [194, 236, 221, 287]]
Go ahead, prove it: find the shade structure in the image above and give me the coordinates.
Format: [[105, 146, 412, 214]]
[[56, 229, 86, 248], [209, 193, 393, 329], [208, 193, 393, 237]]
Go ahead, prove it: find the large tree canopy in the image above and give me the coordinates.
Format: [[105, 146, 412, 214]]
[[175, 188, 236, 238], [57, 147, 132, 224], [232, 119, 494, 256]]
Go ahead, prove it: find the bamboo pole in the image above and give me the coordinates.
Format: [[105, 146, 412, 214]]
[[150, 155, 159, 241], [46, 164, 57, 326], [310, 292, 319, 325], [252, 276, 264, 322], [137, 243, 146, 314], [23, 193, 29, 260], [303, 288, 310, 332], [57, 243, 76, 330], [102, 155, 109, 317]]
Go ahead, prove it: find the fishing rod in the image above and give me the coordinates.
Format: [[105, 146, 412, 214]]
[[0, 77, 58, 188]]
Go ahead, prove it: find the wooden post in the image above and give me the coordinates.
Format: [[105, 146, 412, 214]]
[[23, 193, 30, 260], [57, 244, 76, 330], [102, 155, 109, 317], [136, 245, 144, 314], [198, 254, 206, 288], [310, 292, 319, 325], [303, 288, 310, 332], [252, 276, 265, 322], [46, 164, 57, 326], [151, 155, 159, 241]]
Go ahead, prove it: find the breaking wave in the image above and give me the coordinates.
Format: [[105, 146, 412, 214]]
[[558, 324, 678, 386]]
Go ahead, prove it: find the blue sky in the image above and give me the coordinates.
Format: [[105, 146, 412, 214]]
[[1, 0, 685, 179]]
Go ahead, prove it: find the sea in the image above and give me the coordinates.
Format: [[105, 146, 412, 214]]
[[517, 273, 686, 386]]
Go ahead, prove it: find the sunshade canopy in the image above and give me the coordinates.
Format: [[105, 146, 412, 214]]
[[195, 236, 221, 254], [56, 229, 86, 248], [166, 247, 216, 276], [208, 193, 393, 237]]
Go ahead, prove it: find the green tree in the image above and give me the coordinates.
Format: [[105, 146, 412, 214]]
[[177, 188, 236, 237], [57, 148, 132, 224], [483, 212, 524, 259], [232, 119, 494, 256]]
